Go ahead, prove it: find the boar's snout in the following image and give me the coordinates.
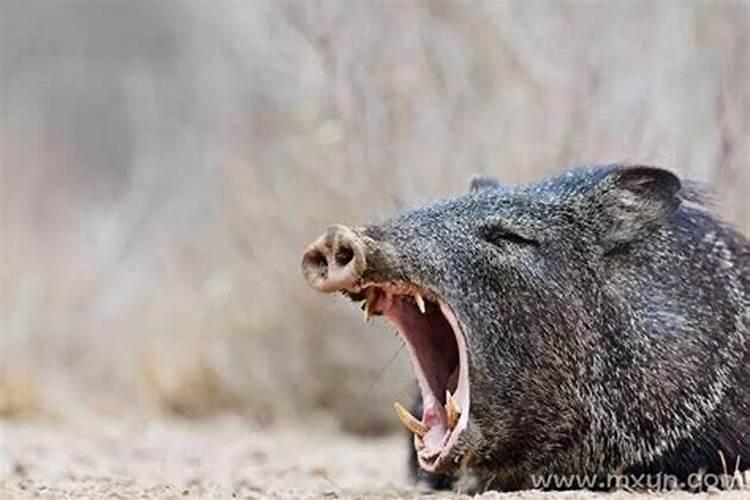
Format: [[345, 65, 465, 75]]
[[301, 224, 367, 293]]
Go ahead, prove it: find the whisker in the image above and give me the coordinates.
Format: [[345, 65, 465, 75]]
[[365, 342, 406, 397]]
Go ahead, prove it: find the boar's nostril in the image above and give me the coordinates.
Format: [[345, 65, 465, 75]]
[[306, 250, 328, 278], [301, 224, 367, 293], [334, 246, 354, 267]]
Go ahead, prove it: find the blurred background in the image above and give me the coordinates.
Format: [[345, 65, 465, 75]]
[[1, 0, 749, 435]]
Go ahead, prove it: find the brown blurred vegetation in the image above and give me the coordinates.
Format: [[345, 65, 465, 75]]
[[1, 0, 748, 433]]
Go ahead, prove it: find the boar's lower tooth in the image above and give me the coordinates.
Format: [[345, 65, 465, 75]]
[[414, 435, 425, 450], [415, 293, 426, 314], [393, 402, 428, 436], [418, 447, 441, 460], [446, 390, 460, 429]]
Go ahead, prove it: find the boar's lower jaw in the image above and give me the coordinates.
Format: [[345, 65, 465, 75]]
[[359, 282, 471, 472]]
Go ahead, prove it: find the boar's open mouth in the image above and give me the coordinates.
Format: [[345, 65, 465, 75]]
[[347, 282, 470, 472]]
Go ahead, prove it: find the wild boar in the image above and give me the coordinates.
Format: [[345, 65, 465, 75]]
[[301, 165, 750, 492]]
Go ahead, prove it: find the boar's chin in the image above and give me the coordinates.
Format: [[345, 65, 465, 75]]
[[353, 282, 470, 472]]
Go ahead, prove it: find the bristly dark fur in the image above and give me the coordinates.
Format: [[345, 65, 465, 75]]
[[358, 165, 750, 492]]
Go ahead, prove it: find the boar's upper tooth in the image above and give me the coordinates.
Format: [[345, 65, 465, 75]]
[[446, 390, 461, 429], [362, 289, 374, 323], [415, 292, 426, 314], [362, 300, 371, 323], [393, 402, 428, 436]]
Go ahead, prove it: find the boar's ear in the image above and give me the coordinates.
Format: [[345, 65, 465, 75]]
[[584, 166, 682, 246], [470, 175, 502, 192]]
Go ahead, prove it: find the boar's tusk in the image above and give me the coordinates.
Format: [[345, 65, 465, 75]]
[[394, 401, 428, 436]]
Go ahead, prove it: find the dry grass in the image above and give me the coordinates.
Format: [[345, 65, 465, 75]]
[[0, 0, 749, 434]]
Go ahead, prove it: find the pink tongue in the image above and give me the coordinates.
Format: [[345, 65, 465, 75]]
[[424, 425, 448, 449], [422, 397, 449, 449]]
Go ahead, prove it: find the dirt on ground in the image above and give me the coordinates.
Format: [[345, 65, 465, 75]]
[[1, 416, 748, 500]]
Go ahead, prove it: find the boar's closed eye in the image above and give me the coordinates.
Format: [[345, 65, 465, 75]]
[[479, 225, 539, 248]]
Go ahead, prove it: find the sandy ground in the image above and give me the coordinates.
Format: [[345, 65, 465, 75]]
[[1, 416, 749, 500]]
